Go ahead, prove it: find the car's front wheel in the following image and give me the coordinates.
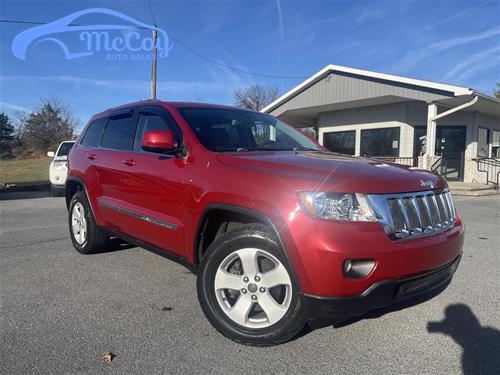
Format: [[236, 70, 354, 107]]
[[197, 224, 305, 346]]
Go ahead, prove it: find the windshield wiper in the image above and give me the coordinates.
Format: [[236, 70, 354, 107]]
[[293, 146, 320, 152]]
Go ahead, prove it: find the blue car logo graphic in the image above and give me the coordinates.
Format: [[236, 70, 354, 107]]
[[12, 8, 173, 60]]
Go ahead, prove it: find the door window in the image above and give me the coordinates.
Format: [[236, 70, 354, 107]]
[[101, 115, 136, 151], [80, 118, 107, 148], [134, 113, 177, 152]]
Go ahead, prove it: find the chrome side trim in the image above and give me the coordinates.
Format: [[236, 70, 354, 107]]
[[97, 199, 178, 231]]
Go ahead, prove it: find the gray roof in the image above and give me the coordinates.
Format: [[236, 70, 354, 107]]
[[262, 64, 499, 125]]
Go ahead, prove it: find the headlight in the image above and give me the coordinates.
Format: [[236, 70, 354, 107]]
[[53, 161, 67, 171], [297, 192, 377, 221]]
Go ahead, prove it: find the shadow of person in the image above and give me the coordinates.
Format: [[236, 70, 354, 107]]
[[428, 304, 500, 375]]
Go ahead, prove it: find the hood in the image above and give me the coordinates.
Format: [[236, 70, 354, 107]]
[[216, 151, 447, 194]]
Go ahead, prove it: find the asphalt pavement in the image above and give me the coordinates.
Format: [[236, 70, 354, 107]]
[[1, 194, 499, 374]]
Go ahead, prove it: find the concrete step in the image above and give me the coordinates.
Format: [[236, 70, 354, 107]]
[[450, 188, 500, 197], [447, 182, 495, 191], [447, 182, 499, 196]]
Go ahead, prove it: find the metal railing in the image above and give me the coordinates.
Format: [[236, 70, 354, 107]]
[[372, 156, 417, 167], [472, 157, 500, 189], [430, 156, 444, 175]]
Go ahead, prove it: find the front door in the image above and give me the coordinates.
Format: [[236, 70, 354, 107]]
[[435, 126, 466, 181], [119, 106, 190, 256]]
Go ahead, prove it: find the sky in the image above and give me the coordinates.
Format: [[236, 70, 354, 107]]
[[0, 0, 499, 129]]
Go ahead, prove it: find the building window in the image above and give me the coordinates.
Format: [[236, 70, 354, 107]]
[[492, 130, 500, 158], [360, 127, 400, 157], [323, 131, 355, 155], [477, 127, 489, 157]]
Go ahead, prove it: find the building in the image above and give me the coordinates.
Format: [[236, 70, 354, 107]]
[[262, 64, 500, 186]]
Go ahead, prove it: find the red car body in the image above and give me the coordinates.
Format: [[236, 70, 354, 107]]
[[67, 101, 464, 322]]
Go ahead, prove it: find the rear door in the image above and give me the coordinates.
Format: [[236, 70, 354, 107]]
[[92, 109, 140, 232], [114, 106, 190, 256]]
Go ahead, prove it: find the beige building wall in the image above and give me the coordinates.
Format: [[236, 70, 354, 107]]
[[318, 103, 414, 158]]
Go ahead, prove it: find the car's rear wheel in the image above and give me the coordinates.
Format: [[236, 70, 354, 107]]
[[68, 191, 108, 254], [197, 224, 305, 346]]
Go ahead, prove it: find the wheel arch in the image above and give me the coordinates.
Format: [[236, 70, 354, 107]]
[[65, 176, 98, 222], [193, 203, 301, 291]]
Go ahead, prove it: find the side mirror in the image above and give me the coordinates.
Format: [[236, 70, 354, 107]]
[[141, 130, 177, 153], [47, 151, 55, 158]]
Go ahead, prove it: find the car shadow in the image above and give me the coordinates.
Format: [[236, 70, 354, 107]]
[[97, 237, 136, 253], [304, 279, 451, 334], [428, 304, 500, 375]]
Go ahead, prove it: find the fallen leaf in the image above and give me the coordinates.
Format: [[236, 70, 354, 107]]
[[101, 352, 115, 362]]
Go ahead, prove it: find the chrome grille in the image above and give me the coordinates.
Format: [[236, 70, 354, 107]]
[[369, 189, 456, 240]]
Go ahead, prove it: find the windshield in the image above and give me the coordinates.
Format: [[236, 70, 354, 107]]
[[177, 107, 321, 152], [57, 142, 75, 157]]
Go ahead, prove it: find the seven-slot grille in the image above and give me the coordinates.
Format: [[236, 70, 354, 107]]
[[371, 189, 456, 240]]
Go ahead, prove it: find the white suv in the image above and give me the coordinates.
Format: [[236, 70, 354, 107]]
[[47, 141, 75, 196]]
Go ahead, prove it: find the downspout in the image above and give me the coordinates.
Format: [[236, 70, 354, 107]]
[[432, 95, 478, 121], [424, 95, 478, 170]]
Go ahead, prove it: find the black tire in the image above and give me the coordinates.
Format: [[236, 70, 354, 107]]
[[68, 190, 108, 254], [197, 224, 305, 346]]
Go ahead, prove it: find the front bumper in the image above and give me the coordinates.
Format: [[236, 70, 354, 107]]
[[303, 253, 462, 321], [284, 209, 465, 296]]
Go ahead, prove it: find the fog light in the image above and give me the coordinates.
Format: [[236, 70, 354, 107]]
[[343, 259, 376, 279]]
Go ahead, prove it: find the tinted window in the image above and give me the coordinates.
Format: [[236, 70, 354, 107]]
[[177, 107, 320, 152], [80, 118, 106, 148], [101, 116, 136, 151], [323, 131, 355, 155], [477, 128, 489, 157], [361, 127, 400, 157], [56, 142, 75, 156], [134, 113, 175, 152]]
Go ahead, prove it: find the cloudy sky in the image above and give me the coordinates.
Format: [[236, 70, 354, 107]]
[[1, 0, 499, 128]]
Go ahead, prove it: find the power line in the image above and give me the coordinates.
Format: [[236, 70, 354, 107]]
[[146, 0, 157, 26], [0, 18, 307, 79]]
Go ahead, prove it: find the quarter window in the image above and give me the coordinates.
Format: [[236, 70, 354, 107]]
[[360, 127, 400, 157], [323, 131, 355, 155], [80, 118, 107, 148], [101, 115, 136, 151]]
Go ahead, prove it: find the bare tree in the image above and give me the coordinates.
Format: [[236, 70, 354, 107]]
[[233, 84, 279, 111]]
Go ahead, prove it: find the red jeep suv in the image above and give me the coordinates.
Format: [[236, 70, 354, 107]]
[[67, 101, 464, 346]]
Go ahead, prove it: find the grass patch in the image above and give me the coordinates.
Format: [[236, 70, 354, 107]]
[[0, 158, 51, 186]]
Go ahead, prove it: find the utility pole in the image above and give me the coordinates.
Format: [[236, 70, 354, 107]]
[[151, 24, 158, 100]]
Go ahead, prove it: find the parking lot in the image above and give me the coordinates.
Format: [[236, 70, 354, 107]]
[[1, 194, 499, 375]]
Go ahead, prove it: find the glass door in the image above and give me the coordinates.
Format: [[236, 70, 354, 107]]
[[436, 126, 466, 181]]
